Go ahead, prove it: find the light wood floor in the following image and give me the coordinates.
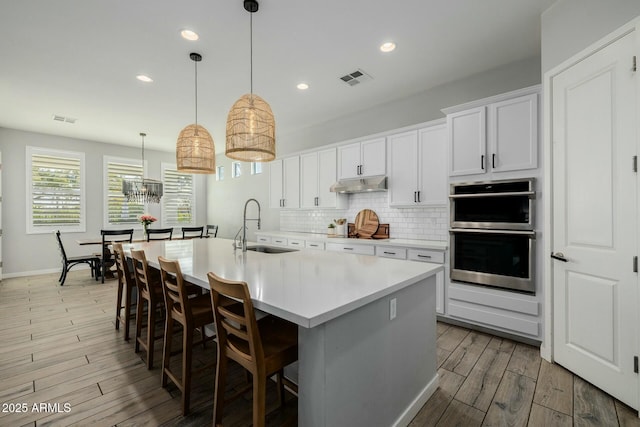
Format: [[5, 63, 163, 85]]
[[0, 270, 638, 426]]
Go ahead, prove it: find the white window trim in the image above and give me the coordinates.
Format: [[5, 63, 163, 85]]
[[103, 155, 146, 230], [26, 146, 86, 234], [161, 162, 196, 227]]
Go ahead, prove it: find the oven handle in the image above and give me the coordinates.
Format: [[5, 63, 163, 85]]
[[449, 191, 535, 199], [449, 228, 536, 237]]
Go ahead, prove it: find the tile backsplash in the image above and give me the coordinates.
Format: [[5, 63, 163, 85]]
[[279, 192, 448, 241]]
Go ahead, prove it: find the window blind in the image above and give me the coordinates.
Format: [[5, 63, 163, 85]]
[[107, 161, 144, 225], [31, 153, 82, 227], [162, 168, 193, 225]]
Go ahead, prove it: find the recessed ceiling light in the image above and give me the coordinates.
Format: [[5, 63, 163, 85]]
[[380, 42, 396, 53], [180, 29, 199, 41], [297, 83, 309, 90], [136, 74, 153, 83]]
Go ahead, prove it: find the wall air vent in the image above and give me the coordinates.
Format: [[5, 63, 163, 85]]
[[52, 115, 77, 124], [339, 69, 372, 86]]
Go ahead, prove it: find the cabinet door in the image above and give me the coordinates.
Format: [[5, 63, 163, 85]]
[[448, 106, 486, 176], [282, 156, 300, 208], [361, 137, 386, 177], [338, 142, 361, 179], [269, 159, 284, 208], [489, 93, 538, 172], [388, 131, 418, 207], [418, 124, 447, 206], [317, 148, 340, 208], [300, 152, 319, 208]]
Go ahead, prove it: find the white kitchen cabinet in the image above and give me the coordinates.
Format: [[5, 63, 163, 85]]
[[446, 89, 538, 177], [300, 148, 346, 209], [376, 246, 407, 260], [326, 242, 375, 256], [338, 138, 386, 179], [269, 156, 300, 209], [448, 107, 486, 176], [388, 122, 447, 207], [447, 283, 540, 338], [404, 248, 446, 315]]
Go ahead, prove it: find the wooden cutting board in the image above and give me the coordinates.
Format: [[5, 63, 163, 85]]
[[353, 209, 379, 238]]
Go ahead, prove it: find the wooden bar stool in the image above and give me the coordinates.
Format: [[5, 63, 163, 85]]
[[207, 272, 298, 427], [130, 249, 165, 369], [158, 256, 215, 415], [112, 243, 137, 341]]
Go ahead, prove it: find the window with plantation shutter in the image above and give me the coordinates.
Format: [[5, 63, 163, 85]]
[[103, 156, 144, 227], [27, 147, 86, 233], [162, 164, 195, 226]]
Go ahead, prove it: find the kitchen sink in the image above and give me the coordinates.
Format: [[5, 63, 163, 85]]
[[246, 245, 298, 254]]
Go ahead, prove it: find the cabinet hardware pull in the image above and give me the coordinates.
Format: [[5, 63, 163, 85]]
[[417, 191, 421, 203], [550, 252, 568, 262], [417, 254, 432, 259], [492, 154, 496, 169], [481, 155, 485, 170], [344, 247, 353, 250], [414, 192, 417, 203], [383, 251, 396, 255]]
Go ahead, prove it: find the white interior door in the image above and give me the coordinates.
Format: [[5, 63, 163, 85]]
[[551, 31, 638, 409]]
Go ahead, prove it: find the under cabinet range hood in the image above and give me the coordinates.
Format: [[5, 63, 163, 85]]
[[330, 176, 387, 193]]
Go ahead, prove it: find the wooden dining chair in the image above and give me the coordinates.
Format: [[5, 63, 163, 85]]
[[100, 229, 134, 283], [130, 249, 165, 369], [207, 272, 298, 427], [55, 230, 100, 286], [146, 227, 173, 241], [112, 243, 137, 341], [181, 226, 204, 239], [158, 256, 216, 415], [206, 224, 218, 238]]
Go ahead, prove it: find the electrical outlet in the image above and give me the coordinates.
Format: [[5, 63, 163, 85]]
[[390, 298, 397, 320]]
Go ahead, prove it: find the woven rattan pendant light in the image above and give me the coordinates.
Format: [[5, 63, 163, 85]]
[[122, 132, 164, 204], [177, 52, 216, 174], [225, 0, 275, 162]]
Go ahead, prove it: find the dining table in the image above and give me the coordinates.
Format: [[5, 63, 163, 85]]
[[120, 237, 442, 427]]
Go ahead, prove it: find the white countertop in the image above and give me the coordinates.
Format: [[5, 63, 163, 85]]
[[124, 238, 443, 328], [256, 230, 448, 250]]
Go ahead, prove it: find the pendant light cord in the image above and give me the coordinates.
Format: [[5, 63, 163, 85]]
[[194, 59, 199, 127], [250, 12, 253, 96], [140, 133, 146, 179]]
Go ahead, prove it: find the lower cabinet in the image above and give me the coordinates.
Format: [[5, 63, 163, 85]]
[[326, 242, 375, 256], [446, 282, 540, 339]]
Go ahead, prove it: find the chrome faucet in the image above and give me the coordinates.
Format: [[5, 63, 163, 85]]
[[242, 198, 261, 252]]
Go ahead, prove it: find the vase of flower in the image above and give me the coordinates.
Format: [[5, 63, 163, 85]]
[[140, 214, 157, 240]]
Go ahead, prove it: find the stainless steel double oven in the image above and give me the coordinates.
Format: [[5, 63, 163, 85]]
[[449, 178, 536, 294]]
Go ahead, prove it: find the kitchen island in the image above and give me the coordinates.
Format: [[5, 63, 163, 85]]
[[125, 238, 442, 427]]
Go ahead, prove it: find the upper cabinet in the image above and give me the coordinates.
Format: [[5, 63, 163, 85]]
[[445, 88, 539, 177], [338, 137, 386, 179], [269, 156, 300, 209], [300, 148, 346, 209], [387, 122, 447, 207]]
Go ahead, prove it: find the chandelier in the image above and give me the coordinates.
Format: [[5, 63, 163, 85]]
[[122, 132, 164, 204], [225, 0, 276, 162]]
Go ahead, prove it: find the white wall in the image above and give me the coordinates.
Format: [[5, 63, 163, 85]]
[[541, 0, 640, 72], [0, 127, 207, 276], [208, 57, 542, 238]]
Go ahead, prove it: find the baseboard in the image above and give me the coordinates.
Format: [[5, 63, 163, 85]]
[[3, 267, 61, 279], [392, 373, 439, 427]]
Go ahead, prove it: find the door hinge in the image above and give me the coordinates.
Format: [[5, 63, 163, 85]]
[[634, 156, 638, 173], [634, 56, 637, 72], [634, 256, 638, 273], [634, 356, 638, 373]]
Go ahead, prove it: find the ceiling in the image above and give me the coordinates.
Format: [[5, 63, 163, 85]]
[[0, 0, 555, 153]]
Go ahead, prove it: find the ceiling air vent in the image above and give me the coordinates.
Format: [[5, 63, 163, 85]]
[[339, 69, 372, 87], [52, 115, 77, 124]]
